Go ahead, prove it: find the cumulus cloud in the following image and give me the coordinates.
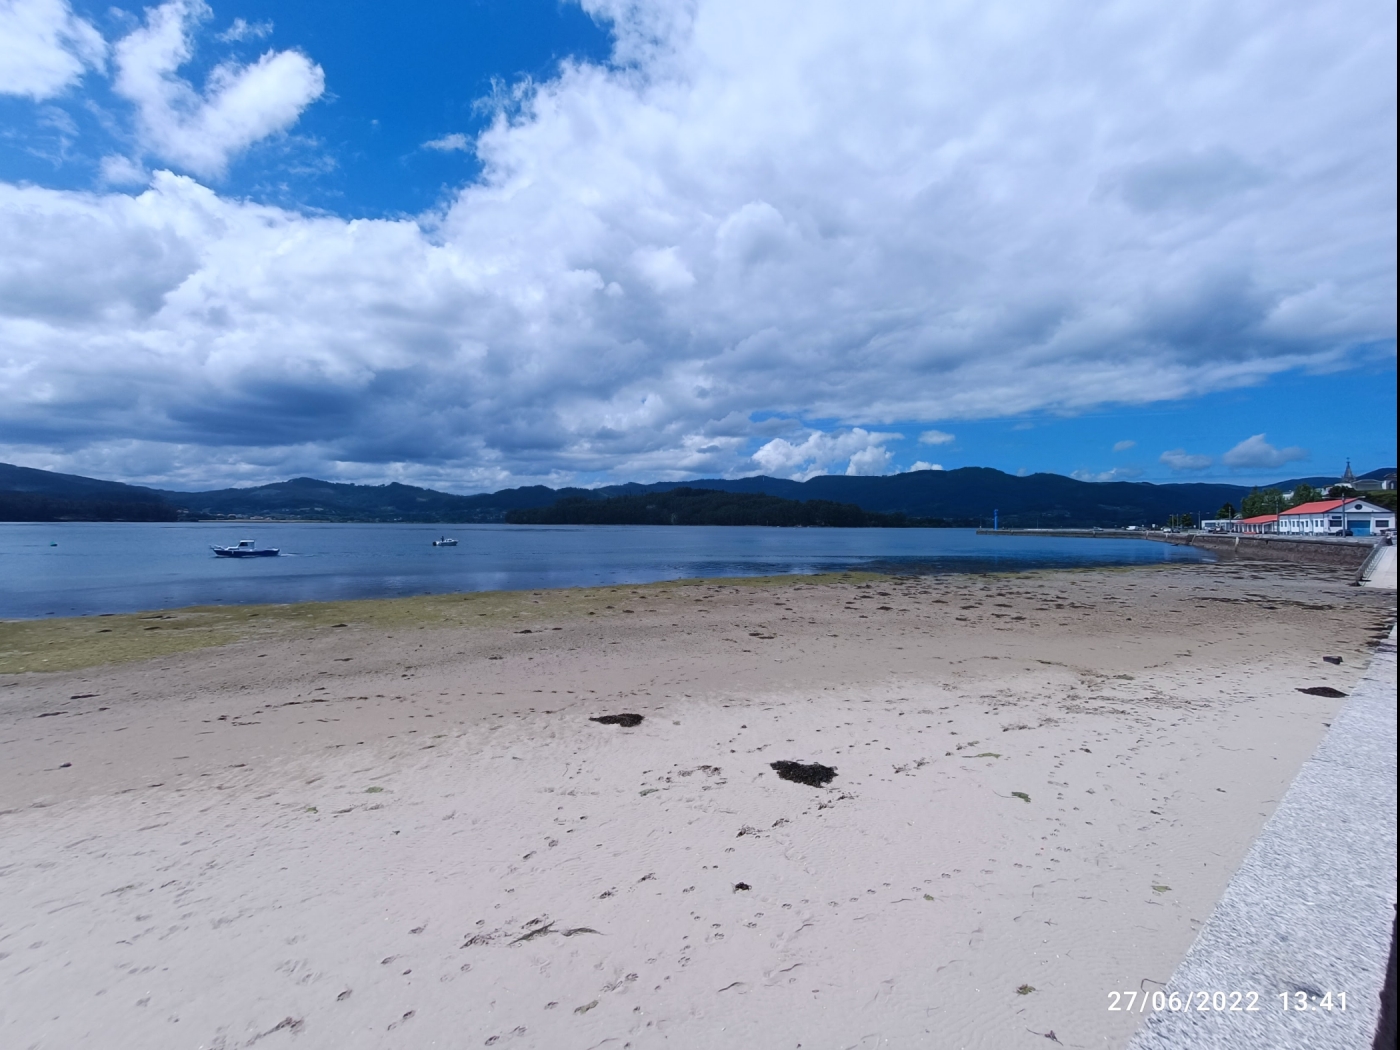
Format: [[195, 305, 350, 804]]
[[0, 0, 1394, 486], [846, 444, 893, 476], [0, 0, 105, 99], [908, 461, 943, 472], [1072, 466, 1144, 482], [1221, 433, 1308, 469], [1112, 439, 1136, 452], [99, 154, 149, 186], [752, 428, 900, 480], [113, 0, 324, 178], [1159, 449, 1213, 472], [423, 133, 471, 152], [918, 429, 955, 445]]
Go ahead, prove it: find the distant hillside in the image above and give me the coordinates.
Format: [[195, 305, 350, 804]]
[[0, 461, 1392, 526], [0, 491, 178, 522], [1270, 466, 1396, 491], [585, 468, 1259, 529], [0, 462, 177, 521], [506, 487, 957, 527], [152, 477, 592, 523], [160, 468, 1269, 526]]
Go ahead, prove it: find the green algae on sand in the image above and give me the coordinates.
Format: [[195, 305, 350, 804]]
[[0, 571, 885, 675]]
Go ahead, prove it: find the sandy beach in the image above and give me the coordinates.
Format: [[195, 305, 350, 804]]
[[1, 561, 1394, 1050]]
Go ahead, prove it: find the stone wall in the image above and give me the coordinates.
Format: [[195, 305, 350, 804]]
[[1164, 532, 1381, 569], [979, 528, 1385, 571]]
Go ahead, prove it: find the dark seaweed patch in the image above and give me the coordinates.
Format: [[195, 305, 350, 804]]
[[770, 760, 837, 787], [1297, 686, 1346, 698], [591, 713, 644, 728]]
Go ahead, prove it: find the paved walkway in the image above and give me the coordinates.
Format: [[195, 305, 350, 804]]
[[1362, 544, 1396, 589], [1127, 626, 1398, 1050]]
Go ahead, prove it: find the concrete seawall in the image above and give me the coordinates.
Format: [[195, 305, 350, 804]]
[[977, 528, 1151, 540], [1126, 627, 1398, 1050], [1164, 533, 1380, 570], [978, 529, 1382, 571]]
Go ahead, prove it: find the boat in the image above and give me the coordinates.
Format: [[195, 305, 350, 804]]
[[432, 536, 458, 547], [211, 539, 279, 558]]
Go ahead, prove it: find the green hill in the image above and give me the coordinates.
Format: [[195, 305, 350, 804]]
[[505, 487, 954, 527], [0, 463, 177, 521], [157, 476, 586, 523], [1, 461, 1393, 527]]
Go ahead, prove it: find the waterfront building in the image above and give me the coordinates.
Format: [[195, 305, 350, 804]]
[[1231, 514, 1279, 534], [1277, 498, 1394, 537]]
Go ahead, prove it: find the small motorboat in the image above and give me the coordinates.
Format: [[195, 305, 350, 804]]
[[212, 539, 279, 558], [432, 536, 459, 547]]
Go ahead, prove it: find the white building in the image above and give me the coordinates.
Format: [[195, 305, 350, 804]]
[[1277, 498, 1394, 537]]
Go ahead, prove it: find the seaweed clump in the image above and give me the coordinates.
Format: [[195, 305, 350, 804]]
[[770, 760, 837, 787], [591, 713, 644, 727]]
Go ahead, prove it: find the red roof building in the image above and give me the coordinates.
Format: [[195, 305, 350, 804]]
[[1281, 499, 1347, 517], [1232, 513, 1279, 534], [1278, 498, 1394, 537]]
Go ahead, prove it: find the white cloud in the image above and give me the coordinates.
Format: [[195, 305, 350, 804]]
[[1159, 449, 1213, 472], [217, 17, 271, 43], [908, 461, 943, 472], [99, 154, 149, 186], [1112, 439, 1136, 452], [846, 444, 893, 476], [1221, 433, 1308, 469], [1072, 466, 1144, 482], [423, 133, 471, 153], [113, 0, 324, 178], [0, 0, 1394, 487], [0, 0, 105, 100], [632, 245, 696, 293], [918, 429, 955, 445], [752, 428, 900, 480]]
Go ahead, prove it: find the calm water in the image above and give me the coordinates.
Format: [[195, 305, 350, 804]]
[[0, 522, 1211, 619]]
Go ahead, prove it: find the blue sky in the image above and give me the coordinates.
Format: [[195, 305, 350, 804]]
[[773, 360, 1399, 486], [1, 1, 612, 215], [0, 0, 1394, 492]]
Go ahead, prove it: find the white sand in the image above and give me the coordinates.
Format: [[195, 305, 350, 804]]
[[1, 563, 1393, 1049]]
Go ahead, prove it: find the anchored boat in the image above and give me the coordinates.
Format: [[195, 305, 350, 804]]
[[432, 536, 458, 547], [212, 539, 279, 558]]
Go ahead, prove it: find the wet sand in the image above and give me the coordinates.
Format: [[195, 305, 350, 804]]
[[1, 562, 1394, 1049]]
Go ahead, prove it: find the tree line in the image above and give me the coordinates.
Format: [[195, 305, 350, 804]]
[[1214, 484, 1397, 521], [504, 487, 960, 527], [0, 491, 179, 522]]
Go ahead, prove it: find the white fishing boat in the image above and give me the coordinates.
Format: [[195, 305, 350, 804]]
[[432, 536, 458, 547], [211, 539, 279, 558]]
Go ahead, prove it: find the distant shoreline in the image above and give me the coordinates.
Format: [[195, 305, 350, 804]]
[[9, 460, 1392, 530]]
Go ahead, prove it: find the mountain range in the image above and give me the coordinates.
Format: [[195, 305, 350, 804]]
[[2, 461, 1393, 528]]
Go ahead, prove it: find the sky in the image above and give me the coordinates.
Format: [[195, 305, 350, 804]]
[[0, 0, 1394, 494]]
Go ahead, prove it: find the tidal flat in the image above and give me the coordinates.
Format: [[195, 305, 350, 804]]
[[0, 562, 1393, 1049]]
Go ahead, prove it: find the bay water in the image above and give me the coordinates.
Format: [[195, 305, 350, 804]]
[[1, 522, 1210, 620]]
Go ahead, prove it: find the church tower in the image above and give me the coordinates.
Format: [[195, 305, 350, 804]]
[[1342, 459, 1356, 485]]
